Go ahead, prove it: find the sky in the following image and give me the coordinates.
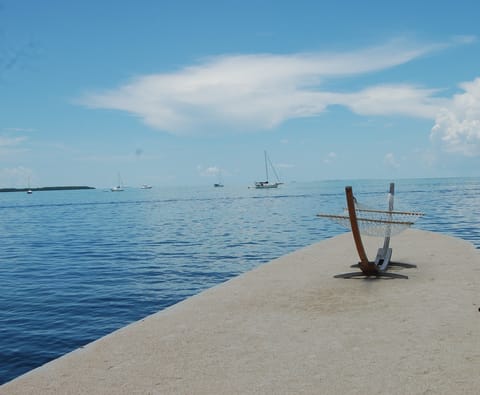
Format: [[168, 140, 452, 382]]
[[1, 0, 480, 188]]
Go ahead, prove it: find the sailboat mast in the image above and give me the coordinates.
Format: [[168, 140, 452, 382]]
[[264, 150, 269, 182], [268, 155, 281, 183]]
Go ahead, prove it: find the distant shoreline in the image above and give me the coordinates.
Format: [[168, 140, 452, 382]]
[[0, 186, 96, 193]]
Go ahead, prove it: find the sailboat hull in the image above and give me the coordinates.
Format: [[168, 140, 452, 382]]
[[254, 182, 280, 189]]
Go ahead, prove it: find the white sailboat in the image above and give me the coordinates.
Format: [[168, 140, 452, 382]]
[[253, 151, 283, 189], [111, 173, 124, 191], [27, 177, 33, 194]]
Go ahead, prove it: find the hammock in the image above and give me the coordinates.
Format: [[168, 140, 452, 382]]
[[316, 184, 424, 279]]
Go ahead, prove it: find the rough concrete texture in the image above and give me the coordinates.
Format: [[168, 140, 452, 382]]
[[1, 229, 479, 394]]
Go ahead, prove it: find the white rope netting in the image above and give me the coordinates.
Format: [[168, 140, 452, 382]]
[[317, 201, 424, 237]]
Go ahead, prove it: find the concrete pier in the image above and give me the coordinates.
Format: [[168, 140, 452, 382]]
[[1, 229, 479, 394]]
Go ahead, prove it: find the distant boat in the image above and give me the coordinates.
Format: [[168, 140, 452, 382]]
[[253, 151, 283, 189], [27, 177, 33, 194], [214, 170, 224, 187], [111, 174, 124, 192], [141, 184, 153, 189]]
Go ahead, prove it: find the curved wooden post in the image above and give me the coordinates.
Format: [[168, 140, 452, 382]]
[[345, 186, 377, 275]]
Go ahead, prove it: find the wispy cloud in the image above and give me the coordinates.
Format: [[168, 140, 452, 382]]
[[0, 123, 32, 158], [78, 37, 480, 156], [79, 38, 451, 133], [384, 152, 400, 169], [323, 152, 337, 164], [0, 135, 29, 157], [0, 166, 33, 188], [197, 165, 221, 177], [2, 127, 35, 133], [338, 84, 443, 119], [0, 136, 27, 147], [0, 37, 38, 78]]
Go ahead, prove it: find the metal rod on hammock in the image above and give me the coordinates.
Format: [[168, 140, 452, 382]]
[[382, 182, 394, 252], [353, 208, 424, 216]]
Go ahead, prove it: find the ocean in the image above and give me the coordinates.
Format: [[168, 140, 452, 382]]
[[0, 177, 479, 384]]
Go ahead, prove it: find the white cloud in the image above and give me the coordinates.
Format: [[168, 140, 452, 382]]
[[79, 38, 453, 135], [197, 165, 221, 177], [431, 78, 480, 156], [323, 152, 337, 164], [339, 84, 443, 119], [0, 135, 28, 157], [384, 152, 400, 168], [78, 37, 480, 157]]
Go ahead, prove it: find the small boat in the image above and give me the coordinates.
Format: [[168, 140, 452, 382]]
[[26, 177, 33, 194], [253, 151, 283, 189], [214, 170, 224, 187], [111, 173, 124, 191], [141, 184, 153, 189]]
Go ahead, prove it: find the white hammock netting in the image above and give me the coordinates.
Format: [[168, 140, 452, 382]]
[[317, 203, 424, 237]]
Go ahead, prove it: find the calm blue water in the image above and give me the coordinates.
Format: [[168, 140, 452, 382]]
[[0, 178, 479, 384]]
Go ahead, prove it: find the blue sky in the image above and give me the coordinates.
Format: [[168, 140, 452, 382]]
[[1, 0, 480, 188]]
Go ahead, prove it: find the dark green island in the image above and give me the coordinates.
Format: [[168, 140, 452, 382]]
[[0, 186, 95, 193]]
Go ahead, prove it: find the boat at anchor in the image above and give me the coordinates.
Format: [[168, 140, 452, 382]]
[[253, 151, 283, 189]]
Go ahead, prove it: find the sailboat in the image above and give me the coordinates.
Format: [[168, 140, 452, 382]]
[[253, 151, 283, 189], [111, 173, 124, 191], [26, 177, 33, 194]]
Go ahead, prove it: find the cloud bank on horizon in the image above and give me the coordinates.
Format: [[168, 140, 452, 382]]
[[79, 37, 480, 156]]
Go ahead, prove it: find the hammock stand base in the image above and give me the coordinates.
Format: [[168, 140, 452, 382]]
[[350, 261, 417, 269], [334, 271, 409, 279]]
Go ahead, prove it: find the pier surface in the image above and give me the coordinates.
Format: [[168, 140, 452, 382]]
[[1, 229, 479, 394]]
